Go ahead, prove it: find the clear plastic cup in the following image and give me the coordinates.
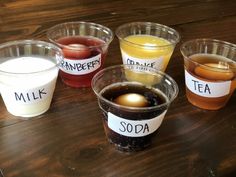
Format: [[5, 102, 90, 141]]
[[116, 22, 180, 71], [47, 21, 114, 88], [180, 39, 236, 110], [92, 65, 178, 151], [0, 40, 63, 119]]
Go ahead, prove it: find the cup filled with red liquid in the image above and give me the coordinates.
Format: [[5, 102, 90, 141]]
[[47, 22, 113, 87], [92, 65, 178, 151], [181, 39, 236, 110]]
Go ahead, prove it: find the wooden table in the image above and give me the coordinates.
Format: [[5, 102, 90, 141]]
[[0, 0, 236, 176]]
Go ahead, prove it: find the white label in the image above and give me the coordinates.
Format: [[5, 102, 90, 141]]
[[0, 83, 54, 105], [60, 54, 101, 75], [108, 111, 167, 137], [121, 50, 164, 70], [185, 70, 231, 98]]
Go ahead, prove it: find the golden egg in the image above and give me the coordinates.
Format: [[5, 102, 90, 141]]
[[194, 63, 234, 81], [114, 93, 149, 107]]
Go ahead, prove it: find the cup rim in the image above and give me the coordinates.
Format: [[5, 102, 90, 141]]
[[92, 64, 179, 111], [180, 38, 236, 70], [0, 40, 63, 75], [47, 21, 114, 49], [115, 22, 180, 48]]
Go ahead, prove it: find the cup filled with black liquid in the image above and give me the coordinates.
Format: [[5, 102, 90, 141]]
[[92, 65, 178, 151]]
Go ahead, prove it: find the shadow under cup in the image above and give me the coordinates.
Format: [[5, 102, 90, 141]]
[[181, 39, 236, 110], [47, 22, 114, 88], [92, 65, 178, 151]]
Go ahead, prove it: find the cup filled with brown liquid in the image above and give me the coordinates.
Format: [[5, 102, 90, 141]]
[[181, 39, 236, 110], [92, 65, 178, 151]]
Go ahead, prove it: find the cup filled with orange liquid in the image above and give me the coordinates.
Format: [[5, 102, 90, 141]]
[[181, 39, 236, 110], [116, 22, 180, 71], [47, 22, 113, 88]]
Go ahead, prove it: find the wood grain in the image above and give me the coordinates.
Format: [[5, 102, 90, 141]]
[[0, 0, 236, 176]]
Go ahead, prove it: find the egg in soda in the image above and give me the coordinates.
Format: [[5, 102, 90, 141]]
[[114, 93, 149, 107]]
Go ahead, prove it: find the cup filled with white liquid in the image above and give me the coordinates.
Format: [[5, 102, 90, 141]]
[[92, 65, 178, 151], [0, 40, 63, 118]]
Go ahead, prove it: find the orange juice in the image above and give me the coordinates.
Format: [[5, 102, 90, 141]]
[[120, 35, 174, 71]]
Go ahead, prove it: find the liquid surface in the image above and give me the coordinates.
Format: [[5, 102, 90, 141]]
[[120, 35, 174, 71], [101, 82, 167, 108], [0, 57, 56, 73], [125, 35, 171, 47], [57, 36, 105, 59], [190, 53, 235, 81], [0, 57, 58, 86]]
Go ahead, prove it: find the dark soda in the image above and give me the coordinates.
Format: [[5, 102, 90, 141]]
[[99, 82, 167, 151]]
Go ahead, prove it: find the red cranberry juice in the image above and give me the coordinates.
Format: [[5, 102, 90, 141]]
[[57, 36, 107, 87]]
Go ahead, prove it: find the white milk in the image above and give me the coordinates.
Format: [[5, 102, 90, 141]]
[[0, 57, 58, 118]]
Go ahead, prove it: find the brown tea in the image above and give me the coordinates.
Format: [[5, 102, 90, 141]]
[[184, 53, 236, 110]]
